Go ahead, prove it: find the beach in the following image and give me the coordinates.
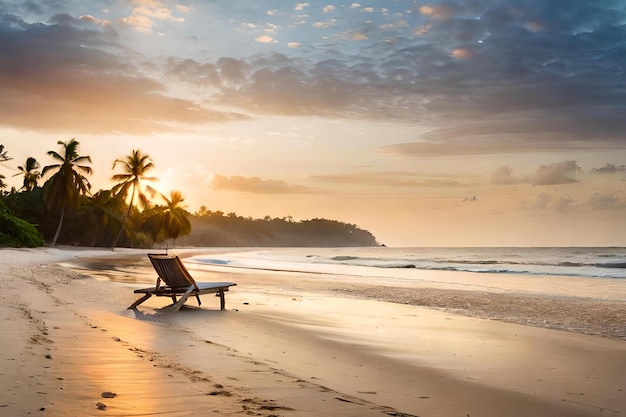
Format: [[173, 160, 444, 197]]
[[1, 247, 625, 416]]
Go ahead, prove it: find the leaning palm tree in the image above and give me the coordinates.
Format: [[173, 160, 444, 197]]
[[110, 149, 158, 249], [13, 157, 41, 191], [42, 139, 92, 245]]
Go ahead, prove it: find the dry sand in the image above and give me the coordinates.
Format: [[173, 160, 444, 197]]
[[1, 247, 625, 417]]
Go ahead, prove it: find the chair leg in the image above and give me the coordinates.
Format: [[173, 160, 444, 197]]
[[170, 287, 194, 311], [128, 294, 152, 309]]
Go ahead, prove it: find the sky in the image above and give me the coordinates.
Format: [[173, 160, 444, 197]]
[[0, 0, 625, 247]]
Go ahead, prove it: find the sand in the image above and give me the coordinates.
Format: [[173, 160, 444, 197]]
[[1, 247, 625, 417]]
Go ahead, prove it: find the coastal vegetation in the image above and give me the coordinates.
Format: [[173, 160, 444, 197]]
[[0, 141, 379, 248], [0, 198, 44, 247]]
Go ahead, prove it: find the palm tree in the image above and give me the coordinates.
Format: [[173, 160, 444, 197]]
[[42, 139, 92, 245], [0, 144, 10, 162], [13, 157, 41, 191], [110, 149, 157, 249], [83, 189, 123, 247], [0, 144, 10, 191], [145, 190, 192, 252], [160, 190, 192, 243]]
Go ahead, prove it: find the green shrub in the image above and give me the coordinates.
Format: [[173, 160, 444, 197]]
[[0, 203, 44, 247]]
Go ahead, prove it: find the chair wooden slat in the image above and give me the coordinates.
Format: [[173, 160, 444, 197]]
[[127, 254, 236, 311]]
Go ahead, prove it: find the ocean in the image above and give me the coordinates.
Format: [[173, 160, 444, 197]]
[[189, 246, 626, 280], [185, 246, 626, 302]]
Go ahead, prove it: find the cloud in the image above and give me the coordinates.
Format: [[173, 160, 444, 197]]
[[134, 1, 626, 154], [520, 190, 626, 213], [294, 2, 309, 11], [592, 164, 626, 174], [216, 57, 251, 86], [313, 19, 337, 29], [255, 35, 274, 43], [352, 31, 367, 41], [8, 0, 626, 155], [419, 4, 457, 20], [0, 14, 246, 134], [135, 6, 184, 23], [450, 48, 473, 60], [323, 5, 336, 13], [308, 172, 461, 188], [522, 194, 575, 213], [552, 196, 575, 212], [168, 1, 626, 157], [121, 1, 186, 33], [77, 14, 114, 30], [532, 161, 581, 186], [212, 175, 310, 194], [165, 58, 221, 87], [121, 13, 154, 33], [175, 5, 193, 14], [520, 192, 581, 212], [414, 24, 432, 35], [490, 166, 517, 185], [521, 192, 552, 211], [586, 193, 626, 210], [120, 0, 186, 33]]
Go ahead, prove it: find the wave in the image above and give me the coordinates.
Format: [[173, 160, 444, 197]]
[[331, 256, 358, 261], [325, 255, 626, 270], [190, 247, 626, 280], [313, 254, 626, 279], [598, 262, 626, 269]]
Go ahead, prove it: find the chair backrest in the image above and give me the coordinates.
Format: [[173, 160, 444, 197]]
[[148, 254, 199, 290]]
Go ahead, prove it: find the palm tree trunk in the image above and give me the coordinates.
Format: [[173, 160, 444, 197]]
[[51, 206, 65, 246], [111, 185, 136, 250], [92, 223, 105, 247]]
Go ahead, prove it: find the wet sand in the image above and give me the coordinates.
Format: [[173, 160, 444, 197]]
[[1, 247, 625, 416]]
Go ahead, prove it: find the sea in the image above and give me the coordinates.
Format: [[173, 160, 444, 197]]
[[185, 246, 626, 301], [188, 246, 626, 280]]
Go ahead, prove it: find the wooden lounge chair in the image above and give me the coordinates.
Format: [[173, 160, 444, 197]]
[[128, 254, 236, 311]]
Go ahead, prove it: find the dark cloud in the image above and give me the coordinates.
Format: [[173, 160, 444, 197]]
[[212, 175, 311, 194], [0, 13, 246, 134], [168, 0, 626, 154], [3, 0, 626, 150]]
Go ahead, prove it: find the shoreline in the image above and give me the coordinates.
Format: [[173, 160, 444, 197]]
[[67, 248, 626, 341], [2, 247, 626, 416]]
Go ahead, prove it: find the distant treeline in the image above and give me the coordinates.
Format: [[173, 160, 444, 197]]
[[177, 209, 379, 247], [0, 141, 379, 248]]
